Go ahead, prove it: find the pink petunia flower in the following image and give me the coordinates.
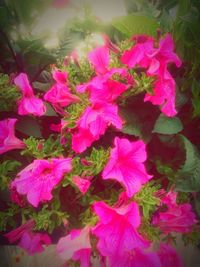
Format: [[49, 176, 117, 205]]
[[77, 45, 132, 96], [157, 243, 183, 267], [89, 79, 128, 103], [4, 220, 51, 255], [0, 118, 25, 155], [102, 137, 152, 197], [109, 248, 161, 267], [44, 83, 80, 108], [11, 158, 72, 207], [92, 201, 150, 258], [19, 231, 51, 255], [152, 191, 197, 234], [144, 68, 177, 117], [14, 73, 46, 116], [72, 102, 123, 153], [52, 69, 68, 84], [72, 127, 98, 153], [121, 36, 155, 69], [121, 34, 181, 117], [72, 175, 91, 195], [57, 226, 91, 267]]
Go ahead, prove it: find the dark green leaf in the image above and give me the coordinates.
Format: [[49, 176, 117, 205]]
[[175, 135, 200, 192], [112, 15, 159, 37], [153, 114, 183, 134], [16, 117, 42, 138]]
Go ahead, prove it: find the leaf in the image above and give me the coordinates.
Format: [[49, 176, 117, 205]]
[[120, 109, 142, 137], [175, 135, 200, 192], [112, 15, 159, 37], [16, 117, 42, 138], [152, 114, 183, 134]]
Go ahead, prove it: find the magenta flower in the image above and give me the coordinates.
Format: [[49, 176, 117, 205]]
[[152, 191, 197, 234], [72, 102, 123, 153], [52, 69, 68, 84], [109, 248, 161, 267], [14, 73, 46, 116], [77, 45, 132, 95], [144, 69, 177, 117], [121, 36, 155, 69], [57, 226, 91, 267], [72, 128, 98, 153], [89, 79, 128, 103], [4, 220, 51, 255], [12, 158, 72, 207], [92, 201, 150, 258], [88, 46, 110, 75], [0, 118, 25, 155], [19, 231, 51, 255], [72, 176, 91, 195], [121, 34, 181, 117], [4, 220, 35, 243], [157, 243, 183, 267], [44, 83, 80, 108], [102, 137, 152, 197]]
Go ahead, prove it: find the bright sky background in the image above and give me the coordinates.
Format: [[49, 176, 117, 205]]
[[32, 0, 126, 48]]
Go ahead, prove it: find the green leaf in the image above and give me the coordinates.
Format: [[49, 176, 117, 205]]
[[152, 114, 183, 134], [16, 117, 42, 138], [112, 15, 159, 37], [175, 135, 200, 192]]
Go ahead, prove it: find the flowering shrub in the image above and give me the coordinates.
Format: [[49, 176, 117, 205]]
[[0, 31, 200, 267]]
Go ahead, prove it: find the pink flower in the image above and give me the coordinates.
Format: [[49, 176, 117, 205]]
[[72, 102, 123, 153], [144, 69, 177, 117], [9, 185, 25, 207], [57, 226, 91, 267], [88, 46, 109, 75], [89, 79, 128, 103], [44, 83, 80, 108], [121, 34, 181, 117], [157, 243, 183, 267], [92, 201, 150, 258], [109, 248, 161, 267], [11, 158, 72, 207], [72, 128, 98, 153], [14, 73, 46, 116], [102, 137, 152, 197], [121, 37, 155, 68], [19, 231, 51, 255], [52, 69, 68, 84], [78, 102, 122, 137], [4, 220, 51, 255], [0, 118, 25, 155], [152, 191, 197, 234], [72, 176, 91, 195], [4, 220, 35, 243]]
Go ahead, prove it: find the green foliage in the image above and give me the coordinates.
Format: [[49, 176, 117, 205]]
[[152, 114, 183, 135], [139, 219, 161, 242], [66, 59, 94, 87], [133, 181, 160, 219], [0, 204, 20, 231], [32, 204, 68, 234], [192, 79, 200, 117], [182, 230, 200, 246], [16, 117, 42, 138], [0, 160, 21, 190], [62, 147, 109, 186], [175, 135, 200, 192], [0, 73, 20, 111], [112, 15, 159, 38], [65, 99, 89, 129], [21, 135, 64, 159]]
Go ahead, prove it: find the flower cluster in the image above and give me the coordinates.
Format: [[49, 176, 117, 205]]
[[1, 33, 198, 267]]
